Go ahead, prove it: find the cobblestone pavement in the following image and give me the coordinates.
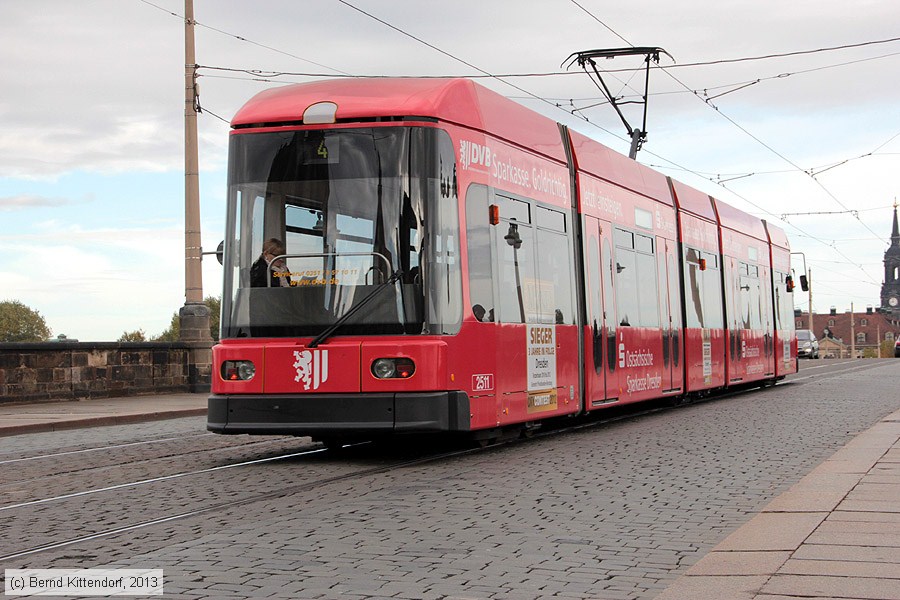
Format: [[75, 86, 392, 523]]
[[0, 426, 405, 558], [2, 361, 899, 599]]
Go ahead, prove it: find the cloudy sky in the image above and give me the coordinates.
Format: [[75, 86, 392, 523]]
[[1, 0, 898, 341]]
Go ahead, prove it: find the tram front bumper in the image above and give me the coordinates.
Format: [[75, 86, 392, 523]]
[[207, 391, 471, 435]]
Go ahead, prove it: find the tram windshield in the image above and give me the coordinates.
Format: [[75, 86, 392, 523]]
[[220, 126, 462, 339]]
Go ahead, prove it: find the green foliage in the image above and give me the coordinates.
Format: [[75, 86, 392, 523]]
[[152, 313, 181, 342], [152, 296, 220, 342], [206, 295, 220, 342], [118, 329, 147, 342], [0, 300, 52, 342]]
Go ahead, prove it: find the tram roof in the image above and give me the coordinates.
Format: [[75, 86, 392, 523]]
[[231, 77, 568, 163], [763, 220, 791, 250], [232, 78, 777, 229], [712, 197, 768, 242], [668, 178, 716, 220], [567, 128, 673, 207]]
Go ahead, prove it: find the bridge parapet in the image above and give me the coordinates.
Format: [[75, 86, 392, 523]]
[[0, 341, 211, 403]]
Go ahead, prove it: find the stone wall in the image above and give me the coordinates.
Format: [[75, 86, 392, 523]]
[[0, 341, 211, 403]]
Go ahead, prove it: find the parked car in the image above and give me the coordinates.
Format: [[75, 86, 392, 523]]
[[797, 329, 820, 359], [895, 337, 900, 358]]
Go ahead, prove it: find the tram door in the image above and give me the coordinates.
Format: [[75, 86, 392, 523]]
[[584, 216, 619, 405], [723, 256, 744, 383], [657, 237, 683, 393]]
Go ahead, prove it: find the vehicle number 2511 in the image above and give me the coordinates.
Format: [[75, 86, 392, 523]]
[[472, 374, 495, 391]]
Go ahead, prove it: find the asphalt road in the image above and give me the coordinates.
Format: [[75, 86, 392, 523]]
[[1, 358, 898, 599]]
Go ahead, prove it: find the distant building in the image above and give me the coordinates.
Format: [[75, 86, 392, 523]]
[[881, 202, 900, 314], [795, 308, 900, 357], [794, 204, 900, 357], [47, 334, 78, 343], [818, 336, 848, 359]]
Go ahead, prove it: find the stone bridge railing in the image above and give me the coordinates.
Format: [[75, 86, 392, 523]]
[[0, 341, 212, 403]]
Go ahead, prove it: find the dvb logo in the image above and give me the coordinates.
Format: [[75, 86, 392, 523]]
[[459, 139, 492, 170]]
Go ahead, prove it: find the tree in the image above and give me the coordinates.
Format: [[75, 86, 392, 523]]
[[0, 300, 52, 342], [153, 296, 220, 342], [118, 329, 147, 342], [153, 313, 180, 342], [206, 295, 221, 341]]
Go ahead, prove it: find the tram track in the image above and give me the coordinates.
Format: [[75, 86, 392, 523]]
[[0, 432, 215, 465], [0, 367, 864, 566], [0, 440, 488, 563], [789, 358, 887, 382], [0, 387, 749, 565], [0, 445, 332, 513], [0, 433, 306, 495]]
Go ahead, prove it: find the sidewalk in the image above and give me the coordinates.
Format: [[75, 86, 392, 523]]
[[0, 393, 208, 436], [656, 407, 900, 600]]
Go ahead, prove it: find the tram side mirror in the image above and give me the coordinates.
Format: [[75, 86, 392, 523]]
[[799, 274, 809, 292], [216, 240, 224, 265]]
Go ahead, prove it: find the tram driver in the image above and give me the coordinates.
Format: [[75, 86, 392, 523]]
[[250, 238, 291, 287]]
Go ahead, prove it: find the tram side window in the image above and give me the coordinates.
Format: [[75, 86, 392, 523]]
[[492, 195, 573, 324], [685, 248, 725, 329], [703, 252, 723, 328], [615, 229, 638, 326], [495, 197, 536, 324], [636, 243, 660, 328], [751, 265, 763, 330], [774, 272, 783, 331], [738, 262, 762, 330], [425, 131, 463, 334], [739, 274, 751, 329], [604, 240, 616, 325], [774, 271, 795, 332], [587, 235, 603, 373], [685, 247, 704, 328], [667, 249, 682, 330], [614, 228, 658, 327], [723, 258, 738, 330], [535, 206, 573, 325], [465, 184, 494, 321], [760, 267, 771, 330], [236, 191, 267, 289], [750, 276, 762, 330]]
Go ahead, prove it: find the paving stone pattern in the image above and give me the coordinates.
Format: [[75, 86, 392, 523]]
[[7, 362, 900, 599]]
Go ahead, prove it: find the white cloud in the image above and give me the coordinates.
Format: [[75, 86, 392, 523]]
[[0, 194, 71, 211], [0, 0, 898, 335]]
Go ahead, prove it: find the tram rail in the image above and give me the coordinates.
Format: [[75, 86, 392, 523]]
[[0, 385, 786, 564]]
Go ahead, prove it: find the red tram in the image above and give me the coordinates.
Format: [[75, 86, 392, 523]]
[[207, 78, 798, 442]]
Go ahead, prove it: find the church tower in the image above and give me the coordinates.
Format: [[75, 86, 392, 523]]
[[881, 202, 900, 313]]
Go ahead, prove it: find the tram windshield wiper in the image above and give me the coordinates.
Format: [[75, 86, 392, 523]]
[[307, 269, 403, 348]]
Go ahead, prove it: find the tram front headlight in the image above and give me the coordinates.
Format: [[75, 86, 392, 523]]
[[371, 358, 416, 379], [222, 360, 256, 381]]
